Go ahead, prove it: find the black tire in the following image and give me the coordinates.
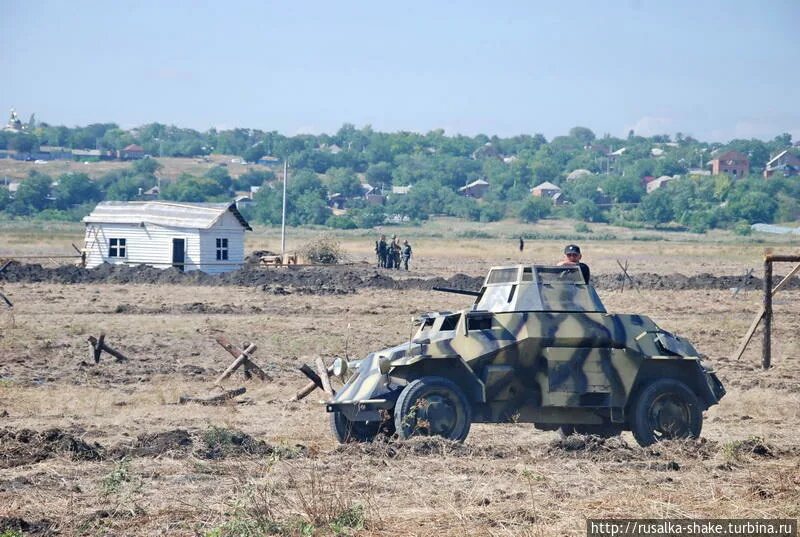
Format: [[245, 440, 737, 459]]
[[629, 379, 703, 447], [329, 411, 382, 443], [559, 423, 623, 438], [394, 376, 472, 442]]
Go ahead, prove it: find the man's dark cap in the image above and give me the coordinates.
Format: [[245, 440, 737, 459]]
[[564, 244, 581, 255]]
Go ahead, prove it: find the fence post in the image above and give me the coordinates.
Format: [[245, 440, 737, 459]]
[[762, 257, 772, 369]]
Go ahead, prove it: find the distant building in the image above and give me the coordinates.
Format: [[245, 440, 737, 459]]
[[531, 181, 562, 200], [327, 192, 347, 210], [646, 175, 678, 193], [82, 201, 252, 274], [764, 150, 800, 178], [709, 150, 749, 178], [257, 155, 281, 165], [566, 169, 592, 182], [120, 144, 145, 160], [471, 142, 500, 160], [458, 179, 490, 198], [391, 185, 412, 195]]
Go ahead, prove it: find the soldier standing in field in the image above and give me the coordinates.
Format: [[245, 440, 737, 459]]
[[377, 235, 388, 268], [401, 239, 412, 270]]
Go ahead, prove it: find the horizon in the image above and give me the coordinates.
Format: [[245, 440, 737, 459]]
[[3, 1, 799, 143]]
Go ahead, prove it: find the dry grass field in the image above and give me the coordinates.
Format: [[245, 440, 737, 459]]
[[0, 222, 798, 536], [0, 155, 276, 183]]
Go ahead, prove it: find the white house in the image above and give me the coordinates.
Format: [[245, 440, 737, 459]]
[[458, 179, 490, 198], [82, 201, 252, 274]]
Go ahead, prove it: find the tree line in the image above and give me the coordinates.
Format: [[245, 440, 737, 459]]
[[1, 122, 798, 232]]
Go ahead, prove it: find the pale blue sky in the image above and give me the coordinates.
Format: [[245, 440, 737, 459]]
[[2, 0, 798, 142]]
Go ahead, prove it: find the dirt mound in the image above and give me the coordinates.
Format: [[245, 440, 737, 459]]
[[194, 427, 307, 460], [123, 429, 193, 457], [546, 434, 639, 461], [3, 260, 798, 293], [334, 437, 528, 459], [0, 517, 56, 536], [0, 428, 104, 468]]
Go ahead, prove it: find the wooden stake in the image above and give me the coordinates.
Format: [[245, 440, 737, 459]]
[[732, 261, 800, 361], [763, 259, 772, 370], [88, 334, 129, 363], [214, 335, 272, 382], [293, 364, 335, 401], [215, 343, 257, 385], [315, 357, 334, 397]]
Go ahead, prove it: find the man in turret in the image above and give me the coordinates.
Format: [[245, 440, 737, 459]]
[[558, 244, 590, 283]]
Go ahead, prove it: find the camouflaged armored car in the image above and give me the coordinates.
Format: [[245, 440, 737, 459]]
[[326, 264, 725, 447]]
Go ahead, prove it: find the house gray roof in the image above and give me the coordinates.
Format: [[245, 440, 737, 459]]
[[458, 179, 489, 192], [531, 181, 561, 191], [83, 201, 252, 231]]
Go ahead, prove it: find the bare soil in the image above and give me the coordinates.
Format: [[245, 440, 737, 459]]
[[0, 251, 798, 535]]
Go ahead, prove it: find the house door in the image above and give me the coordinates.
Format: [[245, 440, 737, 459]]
[[172, 238, 185, 272]]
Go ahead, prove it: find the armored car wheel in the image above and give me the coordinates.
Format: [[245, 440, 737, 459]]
[[629, 379, 702, 447], [394, 376, 472, 442], [329, 411, 382, 443]]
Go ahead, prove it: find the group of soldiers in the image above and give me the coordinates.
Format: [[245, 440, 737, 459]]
[[375, 234, 413, 270]]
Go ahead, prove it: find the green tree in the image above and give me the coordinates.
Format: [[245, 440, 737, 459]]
[[15, 172, 53, 213], [133, 158, 162, 175], [572, 199, 602, 222], [365, 162, 393, 187], [326, 168, 362, 197], [602, 175, 644, 203], [243, 143, 267, 163], [727, 191, 778, 224], [640, 189, 674, 224], [234, 169, 274, 190], [9, 133, 38, 153], [160, 175, 225, 202], [568, 126, 596, 145], [517, 197, 552, 223], [53, 173, 101, 209]]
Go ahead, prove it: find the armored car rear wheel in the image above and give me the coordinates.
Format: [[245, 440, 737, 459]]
[[329, 411, 382, 443], [630, 379, 702, 447], [394, 376, 472, 442]]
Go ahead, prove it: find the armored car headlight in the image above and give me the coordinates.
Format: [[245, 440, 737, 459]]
[[332, 357, 348, 379]]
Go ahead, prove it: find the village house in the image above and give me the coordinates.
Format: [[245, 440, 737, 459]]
[[119, 144, 145, 160], [646, 175, 678, 193], [82, 201, 252, 274], [709, 150, 749, 178], [764, 150, 800, 178], [458, 179, 490, 198], [530, 181, 562, 201]]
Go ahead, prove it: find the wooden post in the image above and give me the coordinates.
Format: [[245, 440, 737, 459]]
[[214, 335, 272, 382], [293, 364, 335, 401], [762, 258, 772, 370], [88, 334, 130, 363], [92, 334, 105, 363], [215, 343, 257, 385], [731, 260, 800, 361], [315, 357, 334, 396]]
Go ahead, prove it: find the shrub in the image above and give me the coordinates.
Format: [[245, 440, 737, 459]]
[[732, 220, 752, 236], [299, 233, 344, 264]]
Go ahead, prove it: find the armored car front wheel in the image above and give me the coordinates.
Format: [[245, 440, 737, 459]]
[[629, 379, 703, 446], [394, 376, 472, 442], [329, 411, 383, 443]]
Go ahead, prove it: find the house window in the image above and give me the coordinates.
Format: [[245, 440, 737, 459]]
[[216, 238, 229, 260], [109, 238, 126, 258]]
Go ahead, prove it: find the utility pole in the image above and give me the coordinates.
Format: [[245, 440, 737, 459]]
[[281, 160, 288, 261]]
